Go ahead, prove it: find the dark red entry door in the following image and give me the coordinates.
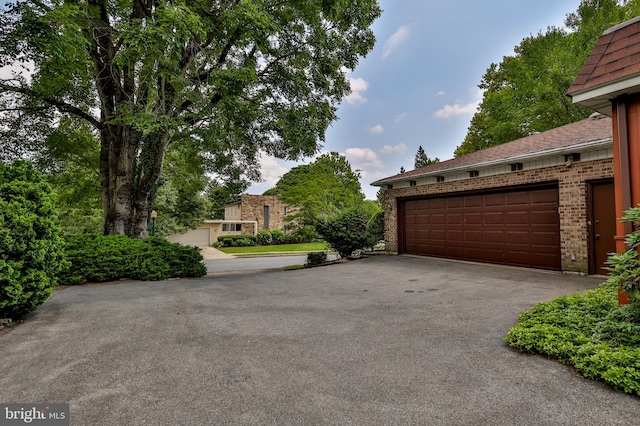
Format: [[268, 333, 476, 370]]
[[589, 180, 616, 275], [400, 186, 561, 270]]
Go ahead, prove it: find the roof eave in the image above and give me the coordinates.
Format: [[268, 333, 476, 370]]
[[569, 73, 640, 115], [371, 137, 612, 187]]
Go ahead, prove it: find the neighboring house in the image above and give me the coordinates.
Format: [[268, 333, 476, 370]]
[[166, 195, 290, 246], [225, 195, 291, 233], [372, 113, 615, 275]]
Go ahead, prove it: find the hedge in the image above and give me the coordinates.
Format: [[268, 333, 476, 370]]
[[59, 234, 206, 285]]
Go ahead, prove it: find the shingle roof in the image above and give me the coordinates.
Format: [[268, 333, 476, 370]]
[[567, 16, 640, 96], [372, 114, 612, 186]]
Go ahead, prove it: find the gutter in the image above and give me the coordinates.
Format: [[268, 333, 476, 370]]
[[371, 137, 612, 187]]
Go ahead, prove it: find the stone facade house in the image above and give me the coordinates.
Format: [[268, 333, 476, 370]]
[[372, 113, 615, 275], [224, 195, 292, 234], [166, 195, 291, 246]]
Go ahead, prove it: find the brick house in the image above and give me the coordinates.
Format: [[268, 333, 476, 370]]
[[372, 113, 615, 275], [224, 195, 292, 234], [166, 195, 291, 246]]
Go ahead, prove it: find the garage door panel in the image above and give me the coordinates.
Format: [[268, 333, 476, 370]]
[[506, 191, 529, 205], [402, 185, 560, 270], [531, 188, 558, 204], [447, 214, 463, 225], [465, 230, 483, 243], [484, 193, 505, 206], [485, 231, 506, 244], [531, 231, 560, 247], [431, 214, 447, 224], [484, 212, 505, 225], [465, 195, 483, 207], [506, 211, 529, 225], [447, 197, 464, 208], [532, 210, 558, 224], [465, 212, 482, 225], [484, 249, 505, 263], [416, 229, 430, 239], [447, 230, 464, 242]]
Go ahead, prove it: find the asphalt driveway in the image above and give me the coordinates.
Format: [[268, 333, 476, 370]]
[[0, 256, 638, 425]]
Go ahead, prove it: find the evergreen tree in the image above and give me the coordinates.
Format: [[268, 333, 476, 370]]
[[414, 145, 439, 168]]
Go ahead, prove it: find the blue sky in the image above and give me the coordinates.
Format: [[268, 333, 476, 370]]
[[251, 0, 583, 199]]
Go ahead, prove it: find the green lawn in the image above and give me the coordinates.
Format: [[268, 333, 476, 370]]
[[217, 242, 328, 255]]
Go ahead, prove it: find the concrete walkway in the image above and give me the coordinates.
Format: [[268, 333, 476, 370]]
[[199, 245, 234, 259], [0, 256, 637, 425]]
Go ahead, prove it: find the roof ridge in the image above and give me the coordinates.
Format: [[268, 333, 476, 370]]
[[602, 16, 640, 36]]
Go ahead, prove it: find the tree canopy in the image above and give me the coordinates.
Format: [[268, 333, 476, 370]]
[[264, 152, 365, 226], [454, 0, 640, 157], [0, 0, 381, 238]]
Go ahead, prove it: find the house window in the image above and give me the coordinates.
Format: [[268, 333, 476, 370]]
[[387, 184, 393, 190], [409, 181, 416, 187], [436, 176, 445, 183], [283, 206, 288, 217], [510, 163, 523, 171], [264, 205, 270, 230], [222, 223, 242, 232], [469, 170, 479, 178]]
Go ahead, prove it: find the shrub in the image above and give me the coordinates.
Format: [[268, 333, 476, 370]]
[[315, 209, 368, 258], [505, 283, 640, 395], [59, 235, 206, 285], [365, 211, 384, 249], [232, 238, 253, 247], [605, 205, 640, 301], [256, 230, 272, 245], [284, 233, 303, 244], [307, 252, 327, 266], [217, 235, 257, 247], [290, 225, 318, 243], [0, 161, 67, 319], [271, 229, 285, 244]]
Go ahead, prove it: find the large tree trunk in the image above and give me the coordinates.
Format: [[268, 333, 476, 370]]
[[99, 121, 168, 238]]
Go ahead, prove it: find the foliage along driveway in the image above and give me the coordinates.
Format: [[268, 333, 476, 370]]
[[0, 255, 637, 425]]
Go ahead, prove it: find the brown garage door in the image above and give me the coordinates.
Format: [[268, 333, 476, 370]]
[[400, 185, 561, 270]]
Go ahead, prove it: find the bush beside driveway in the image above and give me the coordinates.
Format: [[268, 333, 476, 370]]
[[0, 256, 637, 425]]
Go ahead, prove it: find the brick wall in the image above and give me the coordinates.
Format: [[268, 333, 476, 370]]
[[383, 158, 614, 274], [240, 195, 289, 233]]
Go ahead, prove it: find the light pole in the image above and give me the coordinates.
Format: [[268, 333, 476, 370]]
[[150, 210, 157, 236]]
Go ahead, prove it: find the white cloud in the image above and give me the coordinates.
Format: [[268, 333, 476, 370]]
[[435, 91, 446, 96], [368, 124, 384, 134], [434, 87, 483, 118], [345, 147, 384, 170], [258, 155, 290, 188], [433, 100, 480, 118], [380, 143, 408, 154], [383, 25, 409, 59], [394, 113, 407, 123], [345, 77, 369, 105]]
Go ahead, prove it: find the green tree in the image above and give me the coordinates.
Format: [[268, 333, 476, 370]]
[[207, 179, 249, 220], [0, 161, 67, 319], [454, 0, 633, 157], [265, 152, 365, 227], [0, 0, 381, 238], [414, 145, 439, 169], [150, 143, 211, 236]]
